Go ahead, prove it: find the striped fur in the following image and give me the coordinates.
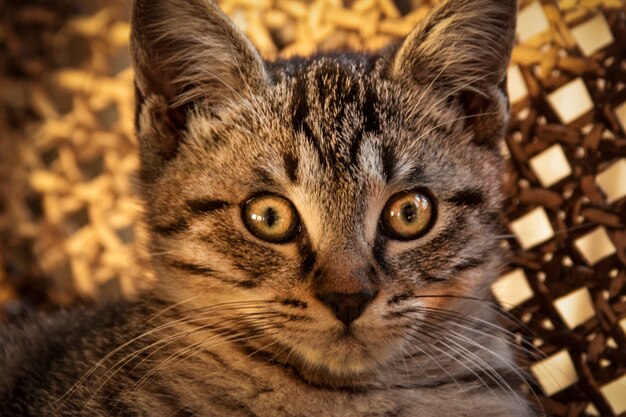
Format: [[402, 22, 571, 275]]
[[0, 0, 538, 415]]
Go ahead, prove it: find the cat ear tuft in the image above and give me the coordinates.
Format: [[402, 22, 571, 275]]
[[131, 0, 266, 108], [391, 0, 517, 147], [131, 0, 267, 179]]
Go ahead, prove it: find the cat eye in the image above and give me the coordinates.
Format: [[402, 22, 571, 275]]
[[380, 191, 435, 240], [242, 194, 300, 243]]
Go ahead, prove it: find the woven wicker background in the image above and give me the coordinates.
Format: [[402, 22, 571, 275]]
[[1, 0, 625, 415]]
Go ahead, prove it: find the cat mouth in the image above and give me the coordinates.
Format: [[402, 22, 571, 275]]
[[278, 333, 397, 388], [289, 332, 388, 377]]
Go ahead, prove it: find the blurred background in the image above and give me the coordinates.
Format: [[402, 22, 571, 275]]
[[1, 0, 625, 415]]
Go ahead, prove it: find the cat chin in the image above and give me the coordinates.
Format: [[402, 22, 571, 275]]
[[291, 336, 395, 381]]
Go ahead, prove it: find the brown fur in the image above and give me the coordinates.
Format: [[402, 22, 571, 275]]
[[0, 0, 539, 415]]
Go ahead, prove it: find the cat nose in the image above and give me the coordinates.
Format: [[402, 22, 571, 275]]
[[316, 290, 376, 326]]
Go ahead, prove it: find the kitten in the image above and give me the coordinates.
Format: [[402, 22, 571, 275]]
[[0, 0, 537, 415]]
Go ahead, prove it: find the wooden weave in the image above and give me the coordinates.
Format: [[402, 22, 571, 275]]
[[1, 0, 625, 415]]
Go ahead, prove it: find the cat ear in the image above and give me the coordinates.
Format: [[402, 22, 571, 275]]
[[130, 0, 267, 175], [391, 0, 517, 147]]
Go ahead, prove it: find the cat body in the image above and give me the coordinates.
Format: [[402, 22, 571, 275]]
[[1, 0, 536, 415]]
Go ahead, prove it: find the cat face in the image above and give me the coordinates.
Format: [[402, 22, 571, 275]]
[[131, 0, 516, 381]]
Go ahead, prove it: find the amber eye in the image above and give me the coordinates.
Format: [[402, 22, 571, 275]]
[[380, 191, 435, 240], [242, 194, 300, 243]]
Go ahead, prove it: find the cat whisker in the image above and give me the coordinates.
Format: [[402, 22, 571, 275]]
[[400, 327, 475, 404], [124, 320, 290, 398], [241, 337, 284, 363], [403, 293, 534, 334], [276, 339, 301, 371], [402, 304, 545, 362], [144, 294, 202, 323], [111, 330, 270, 411], [412, 329, 512, 417], [253, 338, 292, 368], [83, 315, 282, 409], [151, 299, 281, 323], [58, 306, 280, 407], [121, 312, 286, 377], [434, 338, 518, 417], [398, 306, 544, 414], [394, 338, 411, 380], [400, 307, 546, 416], [445, 330, 547, 417], [425, 302, 539, 350], [101, 319, 288, 412], [426, 324, 528, 414], [404, 307, 545, 362]]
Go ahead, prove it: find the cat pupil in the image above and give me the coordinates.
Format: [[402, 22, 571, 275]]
[[264, 208, 277, 227], [401, 203, 417, 223]]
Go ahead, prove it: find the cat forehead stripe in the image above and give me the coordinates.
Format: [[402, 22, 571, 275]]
[[282, 152, 299, 184], [445, 190, 485, 207], [288, 60, 382, 173], [187, 199, 231, 215]]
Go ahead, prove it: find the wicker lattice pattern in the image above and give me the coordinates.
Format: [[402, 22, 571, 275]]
[[1, 0, 625, 415], [501, 2, 626, 415]]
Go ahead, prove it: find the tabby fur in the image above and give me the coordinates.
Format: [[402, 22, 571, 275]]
[[0, 0, 538, 415]]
